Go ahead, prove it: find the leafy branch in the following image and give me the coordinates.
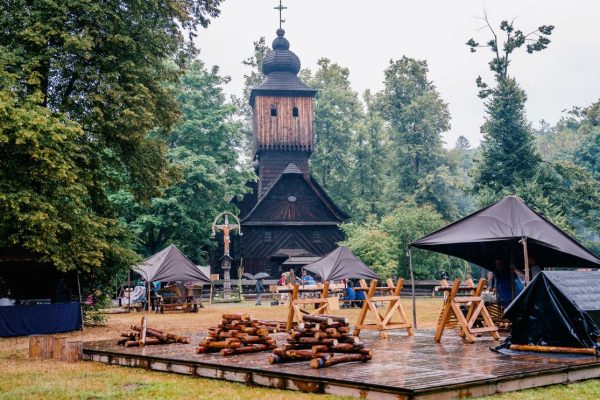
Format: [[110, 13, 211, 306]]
[[466, 12, 554, 97]]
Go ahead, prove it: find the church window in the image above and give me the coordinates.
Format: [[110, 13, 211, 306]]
[[292, 107, 299, 117], [313, 232, 321, 242], [264, 231, 272, 242], [270, 106, 277, 117]]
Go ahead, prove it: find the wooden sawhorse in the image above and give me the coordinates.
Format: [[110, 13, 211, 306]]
[[285, 282, 338, 331], [353, 278, 413, 339], [434, 278, 500, 343]]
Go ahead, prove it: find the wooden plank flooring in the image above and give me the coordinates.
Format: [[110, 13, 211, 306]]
[[83, 330, 600, 399]]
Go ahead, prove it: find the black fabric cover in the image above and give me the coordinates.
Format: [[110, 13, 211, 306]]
[[504, 271, 600, 349], [132, 245, 210, 284], [0, 302, 82, 337], [410, 196, 600, 271], [303, 246, 379, 282]]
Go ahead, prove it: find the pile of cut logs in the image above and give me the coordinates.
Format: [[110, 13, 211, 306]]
[[269, 314, 372, 369], [118, 317, 190, 347], [196, 313, 278, 356]]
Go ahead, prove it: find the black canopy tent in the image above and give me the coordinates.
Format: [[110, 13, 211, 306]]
[[407, 195, 600, 328], [130, 245, 211, 309], [303, 246, 379, 282], [503, 271, 600, 353]]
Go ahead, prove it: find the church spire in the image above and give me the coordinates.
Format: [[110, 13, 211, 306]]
[[274, 0, 287, 30]]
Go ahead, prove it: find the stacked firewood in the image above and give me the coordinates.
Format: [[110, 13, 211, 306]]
[[196, 313, 278, 356], [118, 317, 190, 347], [256, 320, 287, 333], [269, 314, 372, 369]]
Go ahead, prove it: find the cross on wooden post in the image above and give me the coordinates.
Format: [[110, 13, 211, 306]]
[[274, 0, 287, 29], [212, 212, 242, 300]]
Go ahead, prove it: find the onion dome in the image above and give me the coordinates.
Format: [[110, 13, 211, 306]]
[[250, 29, 316, 106], [262, 29, 301, 75]]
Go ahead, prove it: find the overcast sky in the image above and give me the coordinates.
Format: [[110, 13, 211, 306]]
[[195, 0, 600, 148]]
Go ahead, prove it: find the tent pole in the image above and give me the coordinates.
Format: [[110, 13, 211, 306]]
[[76, 268, 84, 331], [521, 238, 530, 284], [147, 281, 151, 313], [128, 269, 131, 312], [408, 247, 417, 329]]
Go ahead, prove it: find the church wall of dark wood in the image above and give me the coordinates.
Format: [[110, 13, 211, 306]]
[[248, 174, 340, 223], [257, 151, 309, 198]]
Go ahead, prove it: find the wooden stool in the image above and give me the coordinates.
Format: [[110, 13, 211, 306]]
[[353, 278, 413, 339], [434, 278, 500, 343], [286, 282, 336, 331]]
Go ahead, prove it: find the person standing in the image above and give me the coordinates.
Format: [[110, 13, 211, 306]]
[[255, 277, 265, 306]]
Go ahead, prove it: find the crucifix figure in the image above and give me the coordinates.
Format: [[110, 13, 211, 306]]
[[274, 0, 287, 29], [212, 212, 242, 299]]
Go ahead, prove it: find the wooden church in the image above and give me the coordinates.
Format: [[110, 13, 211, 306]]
[[224, 28, 348, 277]]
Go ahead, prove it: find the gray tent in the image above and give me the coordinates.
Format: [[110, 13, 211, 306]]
[[132, 245, 211, 284], [303, 246, 379, 282], [410, 195, 600, 272], [405, 195, 600, 329]]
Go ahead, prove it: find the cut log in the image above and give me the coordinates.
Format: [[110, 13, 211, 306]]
[[269, 349, 329, 364], [337, 335, 361, 344], [509, 344, 598, 356], [297, 337, 338, 346], [222, 313, 250, 322], [301, 315, 334, 325], [310, 353, 371, 369], [139, 338, 161, 346], [220, 344, 272, 356]]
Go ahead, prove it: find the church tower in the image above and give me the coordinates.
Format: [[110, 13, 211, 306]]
[[224, 27, 348, 277], [250, 28, 317, 198]]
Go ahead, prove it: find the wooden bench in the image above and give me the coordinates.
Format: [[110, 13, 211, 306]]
[[434, 278, 499, 343], [155, 285, 201, 313]]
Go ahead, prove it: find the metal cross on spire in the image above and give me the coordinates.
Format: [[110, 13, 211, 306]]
[[274, 0, 287, 29]]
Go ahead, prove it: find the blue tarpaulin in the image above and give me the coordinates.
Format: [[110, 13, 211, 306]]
[[0, 302, 82, 337]]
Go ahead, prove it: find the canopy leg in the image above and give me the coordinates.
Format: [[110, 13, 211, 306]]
[[521, 237, 530, 284], [408, 248, 417, 329], [128, 270, 131, 312]]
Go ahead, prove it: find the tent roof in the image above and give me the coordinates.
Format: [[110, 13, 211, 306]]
[[504, 271, 600, 349], [131, 245, 210, 283], [410, 196, 600, 271], [303, 246, 379, 282]]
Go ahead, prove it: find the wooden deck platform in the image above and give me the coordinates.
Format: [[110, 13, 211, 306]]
[[83, 330, 600, 399]]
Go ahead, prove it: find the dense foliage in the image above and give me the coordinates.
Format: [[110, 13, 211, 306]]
[[113, 60, 254, 263]]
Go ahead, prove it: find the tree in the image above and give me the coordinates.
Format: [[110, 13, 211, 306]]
[[0, 1, 223, 274], [378, 57, 451, 205], [473, 78, 541, 193], [347, 91, 389, 220], [307, 58, 363, 212], [467, 17, 553, 196], [455, 135, 471, 150], [234, 36, 271, 156], [342, 201, 470, 280], [113, 60, 254, 263]]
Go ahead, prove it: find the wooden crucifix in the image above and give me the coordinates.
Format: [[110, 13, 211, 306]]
[[212, 212, 242, 299], [212, 212, 241, 258]]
